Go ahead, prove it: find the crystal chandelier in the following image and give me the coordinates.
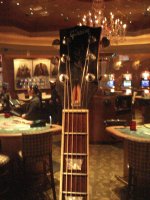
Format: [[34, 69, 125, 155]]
[[79, 0, 127, 43]]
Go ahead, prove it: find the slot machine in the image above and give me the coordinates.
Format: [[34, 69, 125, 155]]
[[122, 73, 132, 95], [140, 71, 150, 98]]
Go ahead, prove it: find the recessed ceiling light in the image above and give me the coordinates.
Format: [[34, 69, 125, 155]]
[[60, 13, 64, 17], [0, 1, 3, 4], [16, 2, 20, 6], [40, 11, 49, 16], [32, 6, 43, 11]]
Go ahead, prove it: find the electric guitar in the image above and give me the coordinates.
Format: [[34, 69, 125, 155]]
[[59, 26, 101, 200]]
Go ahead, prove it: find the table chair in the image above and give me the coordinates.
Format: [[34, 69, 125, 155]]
[[0, 154, 11, 197], [127, 141, 150, 199], [18, 132, 56, 200]]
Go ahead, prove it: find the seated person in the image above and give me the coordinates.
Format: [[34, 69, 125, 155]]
[[0, 83, 10, 112], [49, 82, 62, 124], [21, 85, 42, 120]]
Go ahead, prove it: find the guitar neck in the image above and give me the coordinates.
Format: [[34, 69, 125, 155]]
[[59, 109, 89, 200]]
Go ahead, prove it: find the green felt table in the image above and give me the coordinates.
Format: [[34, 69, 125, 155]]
[[106, 124, 150, 143], [106, 124, 150, 179], [0, 114, 62, 156]]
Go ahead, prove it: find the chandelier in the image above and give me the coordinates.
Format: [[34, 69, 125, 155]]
[[78, 0, 127, 43]]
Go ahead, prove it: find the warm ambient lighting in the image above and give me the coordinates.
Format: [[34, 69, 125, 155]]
[[78, 0, 127, 43], [141, 71, 150, 79]]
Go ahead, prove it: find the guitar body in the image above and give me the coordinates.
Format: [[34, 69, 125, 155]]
[[58, 26, 101, 200]]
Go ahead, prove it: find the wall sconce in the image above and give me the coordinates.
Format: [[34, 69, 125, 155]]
[[132, 60, 140, 70], [113, 60, 122, 70], [123, 73, 132, 80], [141, 70, 150, 79]]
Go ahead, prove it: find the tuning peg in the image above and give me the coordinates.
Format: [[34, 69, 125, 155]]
[[89, 36, 97, 44], [85, 73, 95, 82], [60, 54, 70, 63], [59, 74, 69, 83], [62, 36, 71, 45], [87, 52, 96, 61]]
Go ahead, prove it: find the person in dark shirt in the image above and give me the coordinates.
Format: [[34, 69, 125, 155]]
[[0, 83, 10, 113], [49, 82, 62, 124], [22, 85, 42, 120]]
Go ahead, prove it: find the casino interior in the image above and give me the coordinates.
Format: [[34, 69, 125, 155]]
[[0, 0, 150, 200]]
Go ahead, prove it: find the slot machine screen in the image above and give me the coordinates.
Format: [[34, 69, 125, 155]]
[[140, 80, 149, 88], [107, 80, 115, 88], [123, 80, 132, 87]]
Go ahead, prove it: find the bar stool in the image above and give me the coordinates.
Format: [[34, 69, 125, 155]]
[[0, 154, 10, 197]]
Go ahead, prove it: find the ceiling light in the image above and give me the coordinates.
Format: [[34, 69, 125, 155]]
[[0, 1, 3, 4], [32, 6, 43, 11], [147, 6, 150, 12], [78, 0, 127, 43], [16, 2, 20, 6], [40, 10, 49, 16]]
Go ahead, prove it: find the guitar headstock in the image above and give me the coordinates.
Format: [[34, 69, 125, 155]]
[[58, 26, 101, 109]]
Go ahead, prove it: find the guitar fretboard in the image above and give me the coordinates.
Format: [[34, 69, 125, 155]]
[[59, 109, 89, 200]]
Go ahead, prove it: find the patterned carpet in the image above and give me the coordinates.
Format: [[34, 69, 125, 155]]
[[3, 138, 128, 200], [48, 139, 127, 200]]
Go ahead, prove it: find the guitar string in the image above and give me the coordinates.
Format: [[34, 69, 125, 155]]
[[81, 53, 90, 108], [64, 56, 71, 199], [80, 110, 83, 199], [65, 78, 70, 199], [86, 110, 88, 200], [81, 39, 90, 97], [75, 105, 79, 197], [81, 67, 88, 199], [67, 53, 74, 199]]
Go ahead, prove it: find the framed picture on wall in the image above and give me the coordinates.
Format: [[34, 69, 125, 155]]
[[33, 59, 51, 89], [14, 59, 33, 90], [33, 59, 50, 76]]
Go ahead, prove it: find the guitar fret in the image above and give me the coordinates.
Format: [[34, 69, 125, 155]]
[[63, 191, 87, 195], [64, 153, 87, 156], [63, 172, 87, 176], [64, 132, 87, 135], [64, 197, 83, 200]]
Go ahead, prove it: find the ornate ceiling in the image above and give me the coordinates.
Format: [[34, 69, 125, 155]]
[[0, 0, 150, 35], [0, 0, 150, 60]]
